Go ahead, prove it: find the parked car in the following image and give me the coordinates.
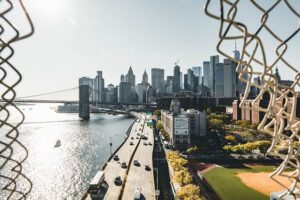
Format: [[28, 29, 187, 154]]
[[121, 162, 127, 168], [130, 142, 134, 145], [148, 142, 152, 145], [145, 165, 151, 171], [113, 155, 119, 161], [143, 142, 147, 145], [131, 137, 134, 139], [114, 176, 122, 186]]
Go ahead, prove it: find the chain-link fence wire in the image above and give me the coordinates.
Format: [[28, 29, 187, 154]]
[[0, 0, 34, 199], [205, 0, 300, 197]]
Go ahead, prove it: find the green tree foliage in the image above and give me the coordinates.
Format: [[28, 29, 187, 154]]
[[186, 146, 199, 154], [156, 120, 163, 130], [176, 184, 201, 200], [255, 140, 271, 157], [160, 129, 170, 141], [223, 145, 233, 152], [153, 110, 161, 117], [172, 168, 193, 186], [234, 120, 251, 130], [208, 118, 224, 132], [223, 140, 271, 156], [225, 135, 235, 143]]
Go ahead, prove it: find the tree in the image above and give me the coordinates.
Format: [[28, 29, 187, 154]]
[[153, 110, 161, 117], [255, 140, 271, 157], [225, 135, 236, 143], [223, 145, 233, 152], [172, 168, 192, 186], [208, 118, 224, 132], [170, 157, 188, 171], [176, 184, 201, 200], [156, 120, 163, 130], [234, 120, 251, 130], [186, 146, 199, 154]]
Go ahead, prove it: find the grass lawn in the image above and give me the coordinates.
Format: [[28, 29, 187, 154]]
[[203, 165, 275, 200]]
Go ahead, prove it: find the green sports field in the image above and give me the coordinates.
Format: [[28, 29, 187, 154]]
[[203, 165, 275, 200]]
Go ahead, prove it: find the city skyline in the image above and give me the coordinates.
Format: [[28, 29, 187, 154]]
[[12, 0, 299, 100]]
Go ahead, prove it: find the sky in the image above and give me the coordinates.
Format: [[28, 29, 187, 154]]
[[6, 0, 300, 100]]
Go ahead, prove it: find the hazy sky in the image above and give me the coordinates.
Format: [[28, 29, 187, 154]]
[[8, 0, 300, 100]]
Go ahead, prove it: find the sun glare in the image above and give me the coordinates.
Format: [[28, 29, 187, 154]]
[[31, 0, 66, 19]]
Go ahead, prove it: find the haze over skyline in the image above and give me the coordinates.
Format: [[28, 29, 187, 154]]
[[10, 0, 300, 100]]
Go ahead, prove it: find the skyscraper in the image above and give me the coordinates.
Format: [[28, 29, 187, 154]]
[[192, 66, 202, 85], [118, 82, 131, 104], [142, 70, 148, 85], [215, 63, 224, 97], [166, 76, 173, 93], [187, 69, 195, 91], [223, 59, 237, 97], [125, 66, 135, 87], [120, 74, 125, 82], [93, 71, 105, 103], [173, 65, 181, 93], [203, 61, 210, 87], [209, 55, 219, 97], [151, 68, 164, 91]]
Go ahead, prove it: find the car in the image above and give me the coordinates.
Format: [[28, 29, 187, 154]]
[[134, 187, 142, 200], [114, 176, 122, 186], [130, 142, 134, 145], [137, 133, 140, 136], [143, 142, 147, 145], [131, 137, 134, 139], [121, 162, 127, 168], [145, 165, 151, 171], [113, 155, 119, 161], [133, 160, 140, 166], [148, 142, 152, 145], [136, 136, 139, 139]]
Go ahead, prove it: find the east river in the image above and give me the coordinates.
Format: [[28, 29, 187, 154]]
[[0, 103, 134, 200]]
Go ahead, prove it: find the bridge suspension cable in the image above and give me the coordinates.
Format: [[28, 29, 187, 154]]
[[15, 86, 79, 99]]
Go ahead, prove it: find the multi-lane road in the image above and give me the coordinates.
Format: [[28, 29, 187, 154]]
[[122, 117, 156, 200], [85, 112, 155, 200]]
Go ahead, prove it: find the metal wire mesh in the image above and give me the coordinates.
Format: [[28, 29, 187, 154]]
[[0, 0, 34, 199], [205, 0, 300, 197]]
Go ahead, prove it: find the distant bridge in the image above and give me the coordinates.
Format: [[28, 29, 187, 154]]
[[0, 99, 157, 107]]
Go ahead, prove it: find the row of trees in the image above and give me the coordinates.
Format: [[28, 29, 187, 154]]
[[166, 151, 201, 199], [223, 140, 271, 157], [156, 120, 170, 141]]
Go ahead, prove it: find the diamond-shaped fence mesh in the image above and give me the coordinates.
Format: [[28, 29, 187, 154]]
[[0, 0, 34, 199], [205, 0, 300, 197]]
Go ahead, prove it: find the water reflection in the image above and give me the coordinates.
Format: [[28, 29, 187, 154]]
[[0, 104, 134, 200]]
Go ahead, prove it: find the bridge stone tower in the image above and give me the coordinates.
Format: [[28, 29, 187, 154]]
[[79, 85, 90, 120]]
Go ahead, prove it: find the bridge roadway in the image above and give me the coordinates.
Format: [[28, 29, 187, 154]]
[[122, 114, 156, 200]]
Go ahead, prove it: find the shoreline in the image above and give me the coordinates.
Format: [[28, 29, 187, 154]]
[[81, 114, 138, 200]]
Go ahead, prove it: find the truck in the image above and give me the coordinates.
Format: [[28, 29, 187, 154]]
[[88, 171, 105, 194]]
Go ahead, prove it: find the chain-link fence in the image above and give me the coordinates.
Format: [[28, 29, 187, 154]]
[[0, 1, 34, 199], [205, 0, 300, 198]]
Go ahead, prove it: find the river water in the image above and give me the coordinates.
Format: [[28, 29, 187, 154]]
[[0, 103, 134, 200]]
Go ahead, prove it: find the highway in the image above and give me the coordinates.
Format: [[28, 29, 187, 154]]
[[85, 112, 156, 200], [102, 113, 145, 200], [122, 114, 156, 200]]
